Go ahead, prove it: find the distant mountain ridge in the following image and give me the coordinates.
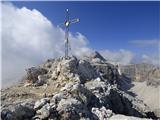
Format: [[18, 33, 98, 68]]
[[120, 63, 160, 83]]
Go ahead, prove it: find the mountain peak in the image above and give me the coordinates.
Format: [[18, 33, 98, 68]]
[[1, 55, 157, 120], [90, 51, 106, 61]]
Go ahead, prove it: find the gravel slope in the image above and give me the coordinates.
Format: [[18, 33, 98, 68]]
[[129, 81, 160, 117]]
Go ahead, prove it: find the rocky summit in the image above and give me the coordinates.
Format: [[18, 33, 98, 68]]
[[1, 52, 158, 120]]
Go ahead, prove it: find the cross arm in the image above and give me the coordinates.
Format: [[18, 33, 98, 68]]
[[70, 18, 80, 24]]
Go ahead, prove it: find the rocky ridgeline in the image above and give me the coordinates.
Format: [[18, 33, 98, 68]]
[[1, 52, 157, 120], [120, 63, 160, 86], [146, 68, 160, 87]]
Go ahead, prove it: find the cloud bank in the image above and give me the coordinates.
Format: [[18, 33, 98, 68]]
[[141, 54, 159, 65], [2, 3, 92, 87], [129, 39, 160, 65], [129, 39, 159, 47], [99, 49, 134, 65]]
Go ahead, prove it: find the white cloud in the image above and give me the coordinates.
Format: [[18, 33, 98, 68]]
[[129, 39, 159, 47], [142, 54, 160, 66], [1, 3, 92, 87], [99, 49, 134, 65], [129, 39, 159, 65]]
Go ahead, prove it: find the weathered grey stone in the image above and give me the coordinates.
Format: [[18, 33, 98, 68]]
[[57, 98, 90, 120], [38, 75, 48, 82], [36, 103, 50, 119], [60, 82, 80, 92], [51, 92, 68, 104], [52, 71, 58, 80], [57, 98, 81, 111], [85, 79, 106, 91], [14, 104, 35, 120], [25, 67, 48, 83], [1, 55, 158, 120], [34, 98, 50, 110], [1, 109, 16, 120], [109, 114, 152, 120], [78, 60, 98, 82], [1, 103, 35, 120], [59, 56, 78, 74], [92, 107, 113, 120], [34, 75, 47, 86]]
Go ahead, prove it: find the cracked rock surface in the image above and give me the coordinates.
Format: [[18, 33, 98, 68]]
[[1, 52, 158, 120]]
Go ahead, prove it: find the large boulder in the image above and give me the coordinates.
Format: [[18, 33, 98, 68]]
[[36, 103, 51, 119], [147, 68, 160, 87], [34, 98, 50, 110], [1, 103, 35, 120], [1, 109, 16, 120], [109, 114, 152, 120], [57, 56, 78, 74], [57, 98, 90, 120], [78, 60, 98, 82], [51, 91, 68, 104], [25, 67, 48, 83], [92, 107, 113, 120]]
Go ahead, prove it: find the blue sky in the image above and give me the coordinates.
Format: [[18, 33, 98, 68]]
[[11, 1, 159, 53]]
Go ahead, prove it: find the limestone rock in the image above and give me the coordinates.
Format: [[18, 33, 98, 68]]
[[34, 98, 50, 110], [1, 109, 16, 120], [51, 92, 68, 104], [57, 98, 90, 120], [36, 103, 50, 119], [1, 55, 158, 120], [1, 103, 35, 120], [109, 114, 152, 120], [25, 67, 48, 83], [92, 107, 113, 120], [78, 59, 98, 81]]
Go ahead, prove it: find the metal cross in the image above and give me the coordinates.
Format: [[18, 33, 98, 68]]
[[59, 9, 79, 59]]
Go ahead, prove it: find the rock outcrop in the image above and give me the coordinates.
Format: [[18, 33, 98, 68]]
[[120, 63, 156, 82], [120, 63, 160, 87], [146, 68, 160, 87], [1, 52, 158, 120]]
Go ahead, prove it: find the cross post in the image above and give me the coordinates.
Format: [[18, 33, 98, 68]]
[[61, 9, 79, 59]]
